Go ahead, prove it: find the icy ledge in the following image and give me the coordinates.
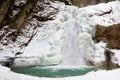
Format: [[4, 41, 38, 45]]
[[0, 65, 120, 80]]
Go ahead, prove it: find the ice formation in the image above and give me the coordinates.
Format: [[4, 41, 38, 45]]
[[12, 1, 120, 67]]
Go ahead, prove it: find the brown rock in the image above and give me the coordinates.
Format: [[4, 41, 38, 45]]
[[54, 0, 113, 7], [95, 24, 120, 49], [70, 0, 113, 7]]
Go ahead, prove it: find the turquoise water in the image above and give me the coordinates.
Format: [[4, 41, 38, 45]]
[[12, 66, 98, 78]]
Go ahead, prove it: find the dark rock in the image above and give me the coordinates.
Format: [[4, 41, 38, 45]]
[[102, 48, 117, 69], [69, 0, 114, 7], [15, 52, 22, 56], [0, 57, 15, 68], [65, 0, 72, 5]]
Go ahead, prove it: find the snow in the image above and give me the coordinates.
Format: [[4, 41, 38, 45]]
[[13, 21, 63, 67], [90, 1, 120, 26], [14, 0, 27, 6], [93, 42, 106, 66], [111, 50, 120, 65]]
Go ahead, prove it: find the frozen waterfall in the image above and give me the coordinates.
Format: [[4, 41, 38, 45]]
[[60, 19, 86, 65], [59, 6, 95, 66]]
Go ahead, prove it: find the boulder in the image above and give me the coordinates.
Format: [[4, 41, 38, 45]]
[[95, 24, 120, 49]]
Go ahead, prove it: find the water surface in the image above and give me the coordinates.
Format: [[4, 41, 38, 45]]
[[13, 66, 98, 78]]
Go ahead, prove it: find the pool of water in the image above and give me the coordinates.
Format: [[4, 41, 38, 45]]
[[12, 66, 98, 78]]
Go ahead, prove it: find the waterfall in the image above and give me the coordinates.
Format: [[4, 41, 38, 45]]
[[59, 6, 95, 66], [60, 19, 86, 66], [15, 5, 96, 67]]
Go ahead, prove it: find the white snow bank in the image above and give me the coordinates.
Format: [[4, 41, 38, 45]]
[[0, 65, 120, 80]]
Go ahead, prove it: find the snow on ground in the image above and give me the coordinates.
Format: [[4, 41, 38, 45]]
[[0, 65, 120, 80]]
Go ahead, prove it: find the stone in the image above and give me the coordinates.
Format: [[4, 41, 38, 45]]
[[95, 24, 120, 49]]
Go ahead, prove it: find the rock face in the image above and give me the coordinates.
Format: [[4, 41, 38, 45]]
[[0, 0, 15, 28], [70, 0, 114, 7], [95, 24, 120, 49], [0, 0, 59, 67], [54, 0, 114, 7]]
